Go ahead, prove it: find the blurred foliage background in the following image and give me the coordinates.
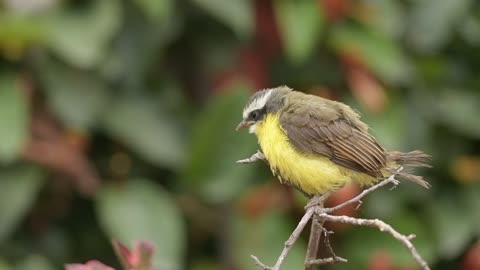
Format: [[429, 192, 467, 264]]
[[0, 0, 480, 269]]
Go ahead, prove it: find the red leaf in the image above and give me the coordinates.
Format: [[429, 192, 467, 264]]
[[65, 260, 114, 270], [211, 46, 269, 94], [325, 183, 361, 231], [342, 52, 387, 113], [239, 183, 289, 219], [463, 242, 480, 270], [239, 47, 269, 90], [254, 0, 282, 58], [368, 251, 392, 270], [319, 0, 352, 21], [112, 240, 156, 270], [211, 70, 238, 94]]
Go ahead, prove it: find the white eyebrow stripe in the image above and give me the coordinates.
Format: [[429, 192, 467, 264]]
[[243, 89, 272, 118]]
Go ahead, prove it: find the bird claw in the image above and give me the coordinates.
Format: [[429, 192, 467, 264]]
[[305, 196, 322, 209], [304, 193, 331, 210], [389, 178, 400, 190], [236, 150, 266, 164]]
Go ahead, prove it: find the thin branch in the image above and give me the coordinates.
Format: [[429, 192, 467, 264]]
[[237, 150, 266, 164], [322, 228, 335, 256], [304, 211, 324, 270], [322, 228, 342, 262], [304, 193, 331, 270], [319, 214, 430, 270], [306, 256, 348, 266], [250, 208, 315, 270], [247, 168, 430, 270], [251, 255, 272, 270], [323, 168, 401, 214], [305, 227, 348, 267]]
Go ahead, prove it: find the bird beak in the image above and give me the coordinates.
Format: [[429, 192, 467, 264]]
[[236, 120, 254, 131]]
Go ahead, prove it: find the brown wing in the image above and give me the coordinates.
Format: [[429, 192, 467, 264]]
[[279, 95, 386, 177]]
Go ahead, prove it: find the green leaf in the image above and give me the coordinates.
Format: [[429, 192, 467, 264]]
[[361, 0, 406, 38], [363, 185, 431, 221], [96, 179, 185, 270], [415, 88, 480, 138], [343, 212, 435, 268], [190, 258, 221, 270], [428, 193, 476, 258], [39, 61, 110, 129], [466, 185, 480, 234], [233, 210, 305, 269], [436, 89, 480, 138], [0, 73, 29, 163], [461, 14, 480, 45], [274, 0, 324, 65], [0, 165, 44, 242], [407, 0, 472, 52], [47, 0, 122, 68], [192, 0, 253, 38], [15, 255, 55, 270], [0, 14, 49, 50], [101, 95, 185, 169], [0, 259, 12, 270], [330, 24, 411, 83], [182, 83, 258, 203], [345, 95, 407, 150], [133, 0, 173, 22]]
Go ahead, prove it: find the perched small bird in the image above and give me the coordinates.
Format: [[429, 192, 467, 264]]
[[236, 86, 431, 196]]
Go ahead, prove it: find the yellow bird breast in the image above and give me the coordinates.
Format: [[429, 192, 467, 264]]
[[254, 114, 375, 195]]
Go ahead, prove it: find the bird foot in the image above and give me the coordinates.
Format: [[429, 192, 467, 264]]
[[304, 192, 332, 210], [236, 150, 266, 164], [389, 178, 400, 190]]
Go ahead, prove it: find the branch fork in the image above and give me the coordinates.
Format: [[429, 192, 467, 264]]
[[238, 151, 429, 270]]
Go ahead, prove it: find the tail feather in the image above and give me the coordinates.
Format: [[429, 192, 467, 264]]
[[387, 150, 432, 189]]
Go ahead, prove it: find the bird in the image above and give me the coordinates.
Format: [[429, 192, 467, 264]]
[[236, 86, 431, 196]]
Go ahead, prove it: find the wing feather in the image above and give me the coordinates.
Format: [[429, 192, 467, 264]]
[[332, 138, 378, 173], [353, 130, 385, 164], [279, 94, 386, 177]]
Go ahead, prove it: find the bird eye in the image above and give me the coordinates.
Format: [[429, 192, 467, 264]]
[[250, 111, 258, 120]]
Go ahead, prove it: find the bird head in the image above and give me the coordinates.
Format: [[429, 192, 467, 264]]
[[236, 86, 292, 133]]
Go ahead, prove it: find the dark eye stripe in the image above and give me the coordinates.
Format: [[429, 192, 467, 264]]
[[248, 107, 266, 121]]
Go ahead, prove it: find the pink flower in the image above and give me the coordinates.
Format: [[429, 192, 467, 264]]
[[112, 240, 155, 270], [65, 260, 114, 270]]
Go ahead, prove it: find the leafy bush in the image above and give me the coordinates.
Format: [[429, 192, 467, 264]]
[[0, 0, 479, 269]]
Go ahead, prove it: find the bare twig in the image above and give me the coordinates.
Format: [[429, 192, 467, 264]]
[[305, 227, 348, 267], [237, 150, 266, 164], [324, 168, 402, 214], [306, 256, 348, 266], [318, 214, 430, 270], [249, 171, 431, 270], [304, 194, 330, 270], [250, 208, 315, 270], [322, 228, 335, 255], [322, 228, 341, 262], [251, 255, 272, 270], [304, 212, 324, 270]]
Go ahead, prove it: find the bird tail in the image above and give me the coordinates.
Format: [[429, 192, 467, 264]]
[[386, 150, 432, 189]]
